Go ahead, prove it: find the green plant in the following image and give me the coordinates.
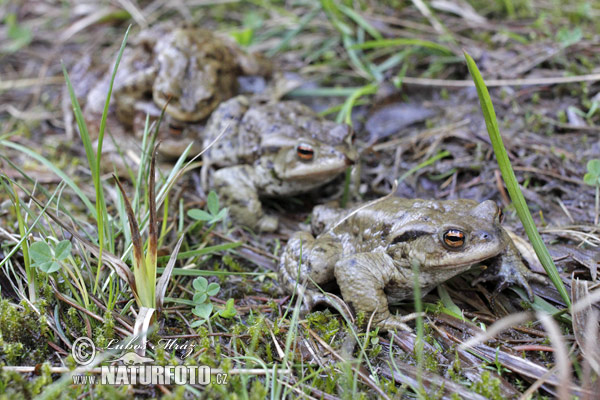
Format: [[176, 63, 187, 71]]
[[62, 26, 132, 295], [188, 277, 237, 327], [465, 51, 571, 307], [190, 277, 220, 328], [114, 145, 182, 312], [29, 240, 72, 274], [219, 299, 237, 319], [2, 13, 32, 53], [583, 159, 600, 225], [187, 191, 228, 226]]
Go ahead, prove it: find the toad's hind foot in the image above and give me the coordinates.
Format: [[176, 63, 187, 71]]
[[304, 291, 355, 324]]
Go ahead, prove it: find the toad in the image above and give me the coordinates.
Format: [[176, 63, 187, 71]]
[[280, 197, 546, 331]]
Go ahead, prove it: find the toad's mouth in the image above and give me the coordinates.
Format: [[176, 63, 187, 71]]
[[281, 163, 349, 181], [430, 251, 504, 270]]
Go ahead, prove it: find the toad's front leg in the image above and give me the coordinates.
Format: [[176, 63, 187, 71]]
[[472, 230, 548, 301], [335, 252, 411, 332], [213, 165, 278, 232], [279, 232, 351, 315]]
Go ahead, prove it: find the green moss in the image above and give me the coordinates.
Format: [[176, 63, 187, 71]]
[[0, 299, 51, 364], [306, 310, 340, 343], [248, 315, 267, 355], [222, 254, 242, 272], [470, 370, 502, 400]]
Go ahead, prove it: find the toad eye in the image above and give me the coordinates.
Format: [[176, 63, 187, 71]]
[[443, 229, 465, 249], [296, 143, 314, 161]]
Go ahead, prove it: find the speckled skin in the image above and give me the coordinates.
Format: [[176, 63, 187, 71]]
[[280, 197, 541, 331], [202, 95, 358, 232], [84, 26, 265, 157]]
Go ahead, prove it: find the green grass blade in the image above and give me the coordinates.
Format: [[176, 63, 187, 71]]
[[0, 178, 65, 271], [60, 63, 96, 177], [266, 8, 320, 57], [95, 25, 132, 172], [336, 83, 378, 125], [352, 38, 454, 55], [464, 51, 571, 307], [92, 25, 132, 294], [159, 242, 242, 262], [336, 4, 383, 40], [397, 150, 450, 184], [2, 179, 36, 301], [0, 140, 96, 217], [288, 87, 364, 97]]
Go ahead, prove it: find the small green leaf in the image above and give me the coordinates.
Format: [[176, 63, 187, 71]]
[[219, 298, 237, 318], [207, 191, 219, 215], [587, 159, 600, 176], [193, 303, 213, 320], [188, 209, 213, 222], [555, 26, 582, 48], [190, 319, 206, 328], [39, 260, 61, 273], [193, 277, 208, 292], [193, 292, 207, 304], [29, 241, 52, 264], [231, 28, 254, 46], [206, 283, 220, 296], [215, 208, 228, 222], [584, 173, 596, 186], [55, 240, 72, 260]]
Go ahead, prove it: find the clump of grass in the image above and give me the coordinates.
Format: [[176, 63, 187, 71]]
[[61, 26, 132, 295]]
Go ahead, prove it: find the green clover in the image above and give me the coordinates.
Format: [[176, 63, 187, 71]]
[[29, 240, 71, 273], [187, 191, 228, 225], [584, 160, 600, 186]]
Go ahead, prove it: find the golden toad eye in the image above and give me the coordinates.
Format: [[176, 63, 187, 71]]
[[296, 144, 314, 161], [443, 229, 465, 249]]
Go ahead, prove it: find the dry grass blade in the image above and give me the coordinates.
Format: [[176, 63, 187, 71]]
[[400, 73, 600, 87], [571, 279, 600, 375], [466, 343, 585, 397], [114, 175, 144, 279], [133, 307, 155, 357], [155, 234, 184, 312], [537, 312, 572, 400], [460, 312, 533, 349], [572, 287, 600, 314], [52, 284, 133, 337], [582, 310, 600, 397], [380, 363, 488, 400]]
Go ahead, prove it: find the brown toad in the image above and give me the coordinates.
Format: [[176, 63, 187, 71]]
[[280, 197, 545, 331]]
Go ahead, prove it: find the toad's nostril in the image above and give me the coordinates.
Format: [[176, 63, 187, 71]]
[[478, 231, 492, 241]]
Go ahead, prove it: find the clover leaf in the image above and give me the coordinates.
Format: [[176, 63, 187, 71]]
[[584, 159, 600, 186], [29, 240, 71, 273], [192, 303, 213, 320], [187, 191, 228, 225]]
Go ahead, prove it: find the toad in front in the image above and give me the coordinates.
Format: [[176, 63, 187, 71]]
[[280, 197, 545, 331]]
